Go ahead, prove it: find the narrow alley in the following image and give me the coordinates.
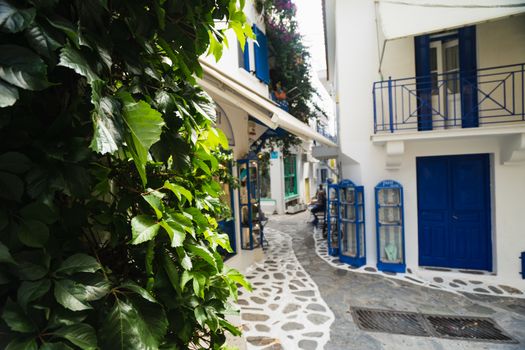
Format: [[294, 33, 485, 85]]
[[238, 213, 525, 350]]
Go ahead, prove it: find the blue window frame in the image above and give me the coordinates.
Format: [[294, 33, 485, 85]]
[[253, 25, 270, 84], [338, 180, 366, 267], [326, 182, 339, 256], [414, 26, 478, 130], [375, 180, 406, 273], [238, 40, 250, 71]]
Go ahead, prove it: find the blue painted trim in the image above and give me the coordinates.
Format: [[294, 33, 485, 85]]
[[243, 40, 250, 71], [459, 26, 479, 128], [520, 252, 525, 280], [416, 154, 492, 271], [326, 182, 339, 256], [218, 159, 237, 256], [375, 180, 406, 273], [237, 158, 261, 250], [253, 25, 270, 84], [377, 262, 406, 273], [373, 63, 525, 132], [338, 180, 367, 267], [414, 35, 432, 131], [429, 33, 458, 43]]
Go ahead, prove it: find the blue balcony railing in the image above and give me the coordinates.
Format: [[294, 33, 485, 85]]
[[373, 63, 525, 133], [316, 125, 338, 144]]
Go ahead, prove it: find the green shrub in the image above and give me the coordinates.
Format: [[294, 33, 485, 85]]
[[0, 0, 252, 349]]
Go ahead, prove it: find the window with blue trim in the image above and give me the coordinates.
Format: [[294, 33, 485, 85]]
[[238, 40, 250, 71]]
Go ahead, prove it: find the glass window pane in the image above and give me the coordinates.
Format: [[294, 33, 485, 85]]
[[430, 47, 437, 71], [444, 45, 458, 71]]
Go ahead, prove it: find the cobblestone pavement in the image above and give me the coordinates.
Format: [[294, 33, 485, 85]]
[[239, 228, 335, 350], [238, 212, 525, 350], [314, 229, 524, 299]]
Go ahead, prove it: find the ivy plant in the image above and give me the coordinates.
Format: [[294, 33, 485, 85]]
[[0, 0, 252, 349]]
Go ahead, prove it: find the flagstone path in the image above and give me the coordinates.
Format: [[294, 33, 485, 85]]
[[236, 212, 525, 350], [238, 227, 335, 350], [313, 226, 525, 299]]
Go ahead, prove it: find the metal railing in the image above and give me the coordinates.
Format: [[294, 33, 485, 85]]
[[373, 63, 525, 133], [316, 125, 338, 144]]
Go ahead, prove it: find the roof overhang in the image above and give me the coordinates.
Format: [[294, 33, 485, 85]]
[[198, 60, 337, 147], [376, 0, 525, 41]]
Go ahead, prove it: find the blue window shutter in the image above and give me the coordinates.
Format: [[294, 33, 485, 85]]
[[243, 41, 250, 71], [414, 35, 432, 131], [459, 26, 478, 128], [253, 25, 270, 84]]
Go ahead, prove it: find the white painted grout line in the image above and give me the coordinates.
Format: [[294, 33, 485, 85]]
[[312, 226, 525, 299], [238, 227, 336, 350]]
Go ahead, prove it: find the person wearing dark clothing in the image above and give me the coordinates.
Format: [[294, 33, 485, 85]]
[[311, 184, 326, 226]]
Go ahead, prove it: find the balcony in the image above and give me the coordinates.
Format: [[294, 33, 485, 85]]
[[373, 63, 525, 134], [316, 125, 338, 144]]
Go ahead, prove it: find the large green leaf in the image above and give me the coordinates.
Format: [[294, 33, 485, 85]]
[[58, 45, 98, 83], [0, 171, 23, 201], [130, 215, 160, 245], [99, 296, 167, 350], [53, 279, 92, 311], [15, 250, 50, 281], [54, 254, 101, 276], [20, 201, 57, 224], [142, 191, 164, 219], [0, 80, 18, 107], [0, 0, 35, 33], [5, 338, 37, 350], [0, 152, 31, 173], [118, 281, 156, 303], [163, 181, 192, 202], [2, 299, 36, 333], [18, 219, 49, 248], [0, 241, 16, 264], [118, 92, 164, 186], [17, 279, 51, 310], [40, 343, 74, 350], [188, 244, 217, 271], [0, 45, 50, 90], [90, 93, 124, 154], [53, 323, 97, 350], [159, 219, 185, 247], [24, 23, 61, 58]]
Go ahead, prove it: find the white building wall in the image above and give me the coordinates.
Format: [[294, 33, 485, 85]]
[[333, 0, 525, 287], [201, 1, 270, 272], [201, 10, 269, 98]]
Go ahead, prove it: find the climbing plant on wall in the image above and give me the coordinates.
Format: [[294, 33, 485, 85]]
[[0, 0, 252, 349], [254, 0, 326, 153]]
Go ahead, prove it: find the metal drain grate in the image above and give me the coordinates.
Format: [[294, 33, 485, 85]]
[[352, 308, 430, 337], [427, 315, 515, 343], [351, 307, 518, 344]]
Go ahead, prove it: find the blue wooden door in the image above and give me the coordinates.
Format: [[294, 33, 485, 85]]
[[417, 154, 492, 270]]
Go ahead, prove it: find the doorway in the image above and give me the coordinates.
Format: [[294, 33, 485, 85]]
[[417, 154, 492, 271]]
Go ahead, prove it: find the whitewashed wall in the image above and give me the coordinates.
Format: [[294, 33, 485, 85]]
[[333, 0, 525, 286]]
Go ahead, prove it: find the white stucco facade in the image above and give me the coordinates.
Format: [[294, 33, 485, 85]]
[[325, 0, 525, 287], [199, 2, 333, 271]]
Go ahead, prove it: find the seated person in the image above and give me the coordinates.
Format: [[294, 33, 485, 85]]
[[310, 184, 326, 226]]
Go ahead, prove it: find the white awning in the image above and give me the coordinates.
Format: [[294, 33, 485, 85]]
[[376, 0, 525, 40], [198, 60, 337, 147]]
